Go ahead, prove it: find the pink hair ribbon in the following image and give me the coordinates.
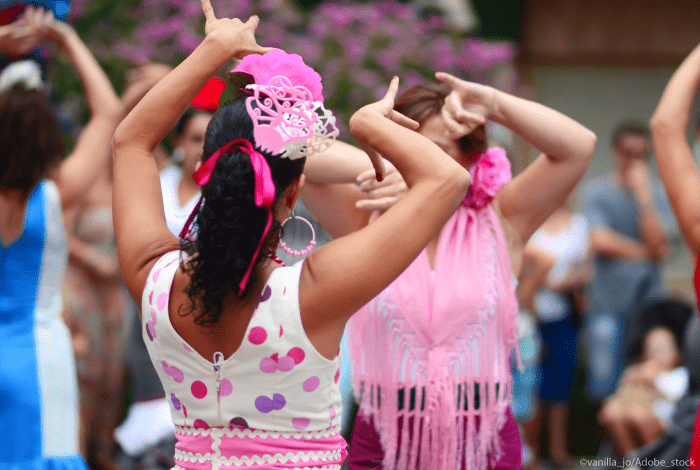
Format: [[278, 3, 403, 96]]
[[178, 138, 276, 296]]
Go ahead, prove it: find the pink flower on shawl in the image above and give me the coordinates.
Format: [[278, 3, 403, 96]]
[[462, 147, 511, 210], [232, 49, 323, 102]]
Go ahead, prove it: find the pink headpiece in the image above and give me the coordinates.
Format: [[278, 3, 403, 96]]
[[231, 49, 338, 159], [179, 138, 276, 296]]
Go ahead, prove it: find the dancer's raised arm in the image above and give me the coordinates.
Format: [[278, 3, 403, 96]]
[[300, 77, 471, 350], [650, 42, 700, 259], [112, 1, 271, 301], [437, 72, 596, 244], [22, 8, 122, 210]]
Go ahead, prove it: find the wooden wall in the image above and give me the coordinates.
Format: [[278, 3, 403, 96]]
[[522, 0, 700, 66]]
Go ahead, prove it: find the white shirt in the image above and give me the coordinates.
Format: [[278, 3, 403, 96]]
[[159, 166, 200, 236]]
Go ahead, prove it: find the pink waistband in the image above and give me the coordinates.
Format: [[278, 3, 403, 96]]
[[173, 425, 347, 469]]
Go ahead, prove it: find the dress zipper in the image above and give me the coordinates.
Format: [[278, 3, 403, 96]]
[[213, 351, 224, 401]]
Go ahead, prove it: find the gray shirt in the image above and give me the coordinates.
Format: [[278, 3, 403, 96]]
[[582, 175, 678, 318]]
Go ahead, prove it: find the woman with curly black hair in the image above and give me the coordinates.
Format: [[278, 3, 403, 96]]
[[111, 1, 470, 467]]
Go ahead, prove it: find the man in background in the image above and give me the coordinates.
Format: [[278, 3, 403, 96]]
[[581, 121, 678, 402]]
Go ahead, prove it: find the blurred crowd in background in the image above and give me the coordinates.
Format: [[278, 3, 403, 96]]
[[2, 0, 700, 469]]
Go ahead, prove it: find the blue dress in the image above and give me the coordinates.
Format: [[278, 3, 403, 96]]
[[0, 180, 86, 470]]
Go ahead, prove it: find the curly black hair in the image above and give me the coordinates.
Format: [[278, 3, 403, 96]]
[[180, 98, 305, 327]]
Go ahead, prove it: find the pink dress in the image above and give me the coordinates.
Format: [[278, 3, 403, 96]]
[[142, 251, 346, 469], [347, 148, 521, 470]]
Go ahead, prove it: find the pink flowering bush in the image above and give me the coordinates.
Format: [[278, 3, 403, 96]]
[[65, 0, 516, 136]]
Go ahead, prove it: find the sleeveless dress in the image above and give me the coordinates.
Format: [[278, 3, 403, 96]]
[[347, 148, 521, 470], [142, 251, 346, 469], [0, 180, 86, 469]]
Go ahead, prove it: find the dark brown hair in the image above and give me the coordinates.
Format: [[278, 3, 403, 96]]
[[394, 81, 487, 155], [0, 87, 65, 197], [612, 120, 649, 148]]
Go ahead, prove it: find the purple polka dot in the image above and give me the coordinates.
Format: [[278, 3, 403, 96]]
[[260, 285, 272, 302], [229, 417, 249, 430], [191, 381, 207, 399], [277, 356, 295, 372], [193, 419, 209, 430], [145, 324, 154, 341], [156, 293, 168, 310], [259, 357, 277, 373], [303, 376, 320, 392], [161, 361, 184, 383], [220, 378, 233, 397], [171, 393, 181, 410], [248, 327, 267, 345], [272, 393, 286, 410], [255, 395, 273, 413], [292, 417, 310, 430], [287, 347, 305, 365]]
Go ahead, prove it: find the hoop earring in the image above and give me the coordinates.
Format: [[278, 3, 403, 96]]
[[279, 213, 316, 257]]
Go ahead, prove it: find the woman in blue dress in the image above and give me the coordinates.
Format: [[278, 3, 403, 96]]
[[0, 7, 120, 467]]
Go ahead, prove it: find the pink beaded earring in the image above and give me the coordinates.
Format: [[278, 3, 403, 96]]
[[279, 213, 316, 257]]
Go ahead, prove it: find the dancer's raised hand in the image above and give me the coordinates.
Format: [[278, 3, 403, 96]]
[[350, 76, 419, 181], [436, 72, 496, 138], [356, 163, 408, 213], [201, 0, 271, 59]]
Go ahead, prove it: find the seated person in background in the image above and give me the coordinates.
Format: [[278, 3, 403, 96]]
[[599, 326, 689, 456]]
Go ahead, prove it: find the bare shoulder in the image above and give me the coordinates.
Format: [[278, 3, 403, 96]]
[[493, 199, 524, 277]]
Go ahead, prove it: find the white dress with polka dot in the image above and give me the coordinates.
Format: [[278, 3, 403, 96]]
[[142, 251, 346, 469]]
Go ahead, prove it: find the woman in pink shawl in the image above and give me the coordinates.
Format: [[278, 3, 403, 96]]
[[301, 73, 596, 470]]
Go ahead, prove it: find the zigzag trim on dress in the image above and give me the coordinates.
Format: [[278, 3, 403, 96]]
[[174, 449, 344, 466], [175, 424, 342, 439]]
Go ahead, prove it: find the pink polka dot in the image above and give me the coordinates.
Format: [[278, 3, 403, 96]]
[[248, 327, 267, 345], [279, 325, 283, 337], [303, 376, 320, 392], [220, 378, 233, 396], [259, 357, 277, 373], [149, 291, 154, 305], [292, 417, 310, 430], [183, 342, 193, 352], [152, 268, 162, 282], [277, 356, 295, 372], [329, 405, 336, 425], [156, 293, 168, 310], [182, 404, 187, 418], [191, 381, 207, 399], [334, 368, 340, 383], [287, 347, 305, 365], [193, 419, 210, 429]]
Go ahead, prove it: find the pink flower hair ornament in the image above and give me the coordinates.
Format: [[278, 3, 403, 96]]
[[462, 147, 512, 210], [223, 49, 338, 160]]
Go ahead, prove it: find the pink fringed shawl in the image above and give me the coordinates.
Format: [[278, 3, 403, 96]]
[[348, 148, 519, 470]]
